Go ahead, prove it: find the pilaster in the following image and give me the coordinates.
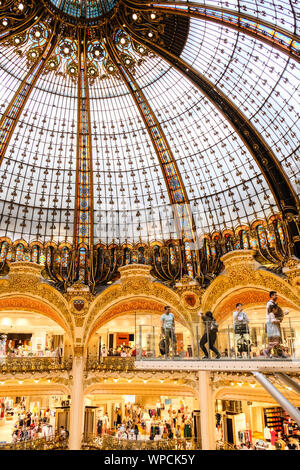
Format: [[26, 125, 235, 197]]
[[198, 371, 216, 450]]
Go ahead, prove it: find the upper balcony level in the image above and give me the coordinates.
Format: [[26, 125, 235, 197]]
[[0, 356, 73, 376]]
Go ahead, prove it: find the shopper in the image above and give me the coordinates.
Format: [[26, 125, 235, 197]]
[[133, 422, 139, 440], [161, 306, 177, 358], [233, 303, 250, 357], [262, 291, 289, 358], [175, 425, 181, 439], [198, 311, 221, 359], [59, 425, 66, 442]]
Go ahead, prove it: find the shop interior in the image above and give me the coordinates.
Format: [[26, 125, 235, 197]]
[[83, 393, 199, 444], [216, 305, 300, 358], [0, 312, 72, 358], [87, 314, 193, 359], [216, 399, 300, 450], [0, 394, 71, 444]]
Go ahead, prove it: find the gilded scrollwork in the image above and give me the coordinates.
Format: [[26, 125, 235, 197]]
[[202, 250, 300, 315], [0, 262, 75, 338], [83, 264, 195, 345]]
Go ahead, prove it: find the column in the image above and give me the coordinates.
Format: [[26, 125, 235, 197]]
[[69, 353, 85, 450], [198, 371, 216, 449]]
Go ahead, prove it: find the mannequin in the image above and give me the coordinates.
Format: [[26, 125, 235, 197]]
[[264, 426, 271, 441], [103, 412, 109, 433]]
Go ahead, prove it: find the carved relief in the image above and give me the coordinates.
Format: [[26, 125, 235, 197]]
[[283, 258, 300, 294], [64, 282, 94, 318], [83, 265, 195, 345], [202, 250, 300, 315], [0, 262, 74, 338]]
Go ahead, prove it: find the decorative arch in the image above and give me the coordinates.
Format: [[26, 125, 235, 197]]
[[211, 288, 298, 324], [0, 383, 71, 397], [202, 250, 300, 320], [85, 297, 191, 348], [83, 264, 194, 348], [0, 295, 71, 335], [0, 262, 74, 342], [84, 381, 197, 397], [215, 386, 300, 406]]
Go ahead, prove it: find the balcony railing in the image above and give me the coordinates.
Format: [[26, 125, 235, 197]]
[[0, 434, 68, 450], [81, 433, 198, 450], [0, 357, 73, 374], [84, 319, 300, 371], [133, 319, 300, 361], [85, 356, 135, 372]]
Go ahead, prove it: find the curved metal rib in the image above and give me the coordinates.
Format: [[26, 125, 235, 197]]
[[124, 0, 300, 62], [119, 13, 300, 257], [73, 28, 95, 287], [0, 3, 45, 44], [0, 20, 61, 167], [104, 30, 201, 257]]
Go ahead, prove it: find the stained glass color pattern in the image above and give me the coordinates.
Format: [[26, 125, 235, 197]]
[[0, 0, 299, 249]]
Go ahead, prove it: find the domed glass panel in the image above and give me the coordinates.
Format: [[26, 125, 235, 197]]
[[49, 0, 117, 19]]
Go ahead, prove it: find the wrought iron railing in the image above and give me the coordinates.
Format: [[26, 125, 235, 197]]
[[81, 433, 195, 450], [0, 357, 73, 374], [85, 356, 135, 372], [0, 434, 69, 450], [216, 440, 236, 450]]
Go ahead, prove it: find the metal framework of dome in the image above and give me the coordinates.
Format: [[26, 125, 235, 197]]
[[0, 0, 299, 292]]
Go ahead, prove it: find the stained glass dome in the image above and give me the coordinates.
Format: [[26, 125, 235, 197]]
[[47, 0, 118, 21], [0, 0, 299, 289]]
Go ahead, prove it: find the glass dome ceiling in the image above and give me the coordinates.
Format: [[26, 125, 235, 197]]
[[48, 0, 118, 20], [0, 0, 299, 250]]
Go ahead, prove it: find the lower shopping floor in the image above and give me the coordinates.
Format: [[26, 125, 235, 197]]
[[215, 399, 300, 449], [0, 388, 299, 450]]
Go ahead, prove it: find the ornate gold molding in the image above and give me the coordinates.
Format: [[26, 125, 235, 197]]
[[64, 282, 94, 318], [202, 250, 300, 317], [83, 264, 195, 345], [0, 262, 74, 339], [283, 258, 300, 293]]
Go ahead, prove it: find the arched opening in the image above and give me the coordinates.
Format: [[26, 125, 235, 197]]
[[212, 288, 300, 359], [0, 294, 73, 445], [86, 298, 193, 360], [214, 383, 300, 448], [0, 295, 73, 359]]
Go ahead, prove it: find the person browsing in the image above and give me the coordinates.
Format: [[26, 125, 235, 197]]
[[161, 306, 177, 358]]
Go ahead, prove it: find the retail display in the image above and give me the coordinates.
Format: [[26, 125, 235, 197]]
[[264, 407, 283, 434], [0, 333, 64, 358], [254, 439, 270, 450], [283, 411, 300, 438], [0, 396, 62, 444], [109, 402, 194, 442]]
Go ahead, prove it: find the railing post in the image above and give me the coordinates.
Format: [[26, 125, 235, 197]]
[[247, 325, 251, 359], [288, 317, 294, 358], [227, 325, 232, 357], [134, 311, 137, 355], [206, 321, 211, 359], [196, 325, 199, 359], [152, 326, 155, 358], [262, 323, 266, 351], [139, 325, 142, 360]]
